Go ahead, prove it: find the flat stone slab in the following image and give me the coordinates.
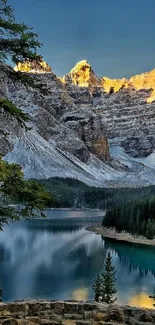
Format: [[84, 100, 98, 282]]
[[0, 301, 155, 324]]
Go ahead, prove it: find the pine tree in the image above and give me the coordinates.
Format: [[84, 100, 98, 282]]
[[100, 252, 117, 304], [93, 275, 101, 302], [0, 1, 53, 229], [0, 0, 47, 112], [135, 208, 140, 234], [141, 220, 147, 236], [0, 0, 41, 64], [0, 287, 3, 301], [146, 219, 154, 239], [129, 204, 134, 233]]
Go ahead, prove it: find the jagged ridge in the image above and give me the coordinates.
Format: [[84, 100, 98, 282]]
[[1, 59, 155, 187]]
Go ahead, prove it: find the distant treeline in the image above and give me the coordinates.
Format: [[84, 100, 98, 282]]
[[39, 177, 155, 238], [103, 196, 155, 239], [39, 177, 155, 212]]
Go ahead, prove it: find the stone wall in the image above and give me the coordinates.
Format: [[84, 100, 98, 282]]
[[0, 300, 155, 325]]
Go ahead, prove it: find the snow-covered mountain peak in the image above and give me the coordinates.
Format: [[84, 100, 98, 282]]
[[14, 58, 52, 74], [2, 61, 155, 187]]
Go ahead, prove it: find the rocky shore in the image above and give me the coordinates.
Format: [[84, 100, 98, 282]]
[[87, 225, 155, 247], [1, 300, 155, 325]]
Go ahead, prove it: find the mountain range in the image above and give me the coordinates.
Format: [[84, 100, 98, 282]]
[[1, 59, 155, 187]]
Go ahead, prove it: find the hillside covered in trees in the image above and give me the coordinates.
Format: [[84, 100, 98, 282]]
[[102, 196, 155, 240], [39, 178, 155, 240], [39, 177, 155, 207]]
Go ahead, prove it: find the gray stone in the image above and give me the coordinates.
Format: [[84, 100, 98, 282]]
[[76, 321, 91, 325], [1, 319, 18, 325], [64, 314, 83, 320], [3, 60, 155, 187], [138, 310, 154, 323], [40, 321, 60, 325], [1, 300, 155, 325], [27, 302, 40, 316], [25, 316, 40, 323], [77, 304, 84, 314], [64, 303, 78, 314], [82, 303, 96, 311]]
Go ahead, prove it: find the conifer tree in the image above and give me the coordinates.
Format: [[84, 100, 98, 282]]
[[0, 0, 53, 228], [100, 252, 117, 304], [0, 287, 3, 301], [129, 204, 134, 233], [93, 275, 101, 302], [0, 0, 45, 123], [146, 219, 154, 239], [0, 0, 41, 64], [135, 208, 140, 234], [141, 220, 147, 236]]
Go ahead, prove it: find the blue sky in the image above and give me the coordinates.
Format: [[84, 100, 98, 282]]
[[11, 0, 155, 78]]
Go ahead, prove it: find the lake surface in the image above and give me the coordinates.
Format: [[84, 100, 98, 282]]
[[0, 210, 155, 308]]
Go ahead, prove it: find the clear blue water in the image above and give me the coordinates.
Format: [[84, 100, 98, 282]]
[[0, 210, 155, 308]]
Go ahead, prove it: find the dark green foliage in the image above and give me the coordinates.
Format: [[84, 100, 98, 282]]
[[39, 177, 155, 211], [103, 196, 155, 239], [0, 0, 53, 298], [93, 252, 117, 304], [39, 177, 155, 240], [0, 158, 54, 229], [93, 275, 101, 302], [0, 287, 3, 301], [0, 0, 49, 94], [100, 252, 117, 304], [0, 0, 42, 131], [0, 97, 29, 129], [0, 0, 53, 229], [0, 0, 41, 64], [39, 178, 92, 208]]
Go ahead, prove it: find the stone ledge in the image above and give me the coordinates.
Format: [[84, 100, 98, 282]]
[[0, 301, 155, 325]]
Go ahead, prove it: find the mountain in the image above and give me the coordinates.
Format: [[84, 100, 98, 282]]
[[14, 58, 52, 73], [1, 59, 155, 187]]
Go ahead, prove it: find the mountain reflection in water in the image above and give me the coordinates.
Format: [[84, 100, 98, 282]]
[[0, 210, 155, 308]]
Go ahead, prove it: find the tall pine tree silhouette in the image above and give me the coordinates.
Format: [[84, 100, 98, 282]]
[[100, 252, 117, 304], [0, 288, 3, 301], [93, 252, 117, 304], [93, 275, 101, 302]]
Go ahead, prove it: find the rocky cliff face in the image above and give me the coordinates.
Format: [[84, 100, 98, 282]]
[[14, 57, 52, 73], [102, 69, 155, 103], [61, 61, 155, 159], [1, 59, 155, 187], [60, 60, 102, 89]]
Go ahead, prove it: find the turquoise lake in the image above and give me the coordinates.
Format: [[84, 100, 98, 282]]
[[0, 210, 155, 308]]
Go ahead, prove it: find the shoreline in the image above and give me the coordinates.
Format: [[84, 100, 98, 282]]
[[46, 208, 103, 211], [86, 225, 155, 247]]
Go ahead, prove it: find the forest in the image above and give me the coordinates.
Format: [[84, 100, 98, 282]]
[[39, 178, 155, 240], [102, 196, 155, 239], [40, 177, 155, 206]]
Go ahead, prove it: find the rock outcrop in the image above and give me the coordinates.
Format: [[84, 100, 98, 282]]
[[61, 60, 155, 104], [0, 62, 112, 187], [0, 300, 155, 325], [61, 110, 110, 160], [2, 59, 155, 186], [60, 60, 102, 90], [14, 57, 52, 73], [61, 61, 155, 160]]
